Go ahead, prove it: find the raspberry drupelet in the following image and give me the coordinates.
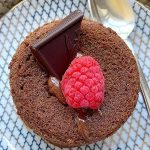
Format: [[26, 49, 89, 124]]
[[61, 56, 104, 109]]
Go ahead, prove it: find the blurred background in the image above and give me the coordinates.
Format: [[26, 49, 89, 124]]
[[0, 0, 21, 18], [0, 0, 150, 18]]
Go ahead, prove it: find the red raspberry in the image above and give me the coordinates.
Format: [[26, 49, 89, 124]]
[[61, 56, 104, 109]]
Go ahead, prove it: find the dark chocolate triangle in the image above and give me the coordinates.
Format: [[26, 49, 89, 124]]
[[31, 10, 83, 80]]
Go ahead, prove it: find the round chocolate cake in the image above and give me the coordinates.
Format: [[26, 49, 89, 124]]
[[9, 19, 140, 147]]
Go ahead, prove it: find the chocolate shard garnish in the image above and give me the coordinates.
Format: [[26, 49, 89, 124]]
[[31, 10, 83, 80]]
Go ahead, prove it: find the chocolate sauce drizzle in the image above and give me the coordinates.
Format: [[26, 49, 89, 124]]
[[47, 78, 103, 141], [75, 108, 102, 141]]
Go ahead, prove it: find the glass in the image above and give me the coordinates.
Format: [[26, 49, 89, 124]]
[[89, 0, 135, 39]]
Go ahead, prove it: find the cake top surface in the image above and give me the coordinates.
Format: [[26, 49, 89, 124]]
[[9, 19, 140, 147]]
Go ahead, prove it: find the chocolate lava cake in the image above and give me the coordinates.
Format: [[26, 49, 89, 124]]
[[9, 19, 140, 147]]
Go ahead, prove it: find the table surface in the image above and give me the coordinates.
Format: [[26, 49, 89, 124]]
[[0, 0, 150, 150]]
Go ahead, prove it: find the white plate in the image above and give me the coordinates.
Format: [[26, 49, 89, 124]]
[[0, 0, 150, 149]]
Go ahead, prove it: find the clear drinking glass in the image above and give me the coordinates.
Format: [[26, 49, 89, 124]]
[[89, 0, 135, 39]]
